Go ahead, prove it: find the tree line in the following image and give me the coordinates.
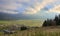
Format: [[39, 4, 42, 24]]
[[42, 14, 60, 27]]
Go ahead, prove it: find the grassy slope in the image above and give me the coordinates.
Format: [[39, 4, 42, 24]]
[[0, 20, 44, 27], [0, 20, 60, 36]]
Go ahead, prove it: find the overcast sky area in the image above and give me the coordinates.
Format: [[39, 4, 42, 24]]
[[0, 0, 60, 20]]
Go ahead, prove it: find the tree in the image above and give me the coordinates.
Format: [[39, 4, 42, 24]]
[[42, 14, 60, 27], [42, 19, 52, 27], [51, 20, 56, 26], [54, 15, 59, 25], [42, 20, 47, 27], [54, 15, 59, 21], [57, 14, 60, 25]]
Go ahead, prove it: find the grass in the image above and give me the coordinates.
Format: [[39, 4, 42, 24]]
[[0, 27, 60, 36], [0, 20, 60, 36], [0, 20, 43, 27]]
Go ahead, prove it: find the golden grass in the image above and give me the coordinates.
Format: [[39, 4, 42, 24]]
[[0, 27, 60, 36]]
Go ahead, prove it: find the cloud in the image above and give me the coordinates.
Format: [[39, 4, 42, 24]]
[[42, 0, 60, 13], [0, 9, 18, 14], [0, 0, 22, 14], [49, 5, 60, 13], [23, 0, 57, 14], [0, 0, 60, 15]]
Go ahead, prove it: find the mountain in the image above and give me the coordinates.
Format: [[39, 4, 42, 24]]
[[0, 12, 17, 20], [0, 12, 58, 20]]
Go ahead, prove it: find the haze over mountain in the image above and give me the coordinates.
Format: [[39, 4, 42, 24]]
[[0, 12, 59, 20]]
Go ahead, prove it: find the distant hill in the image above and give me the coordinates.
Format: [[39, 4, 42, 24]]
[[0, 12, 58, 20], [0, 12, 46, 20], [0, 12, 18, 20]]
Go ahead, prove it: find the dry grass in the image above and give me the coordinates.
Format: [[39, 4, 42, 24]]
[[0, 20, 60, 36], [0, 26, 60, 36]]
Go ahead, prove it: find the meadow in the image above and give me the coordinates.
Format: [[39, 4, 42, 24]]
[[0, 20, 43, 27], [0, 26, 60, 36], [0, 20, 60, 36]]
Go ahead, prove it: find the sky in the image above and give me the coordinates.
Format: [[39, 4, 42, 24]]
[[0, 0, 60, 20]]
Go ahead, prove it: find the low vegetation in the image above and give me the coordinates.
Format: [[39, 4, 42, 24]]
[[0, 26, 60, 36], [0, 14, 60, 36], [0, 20, 43, 27]]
